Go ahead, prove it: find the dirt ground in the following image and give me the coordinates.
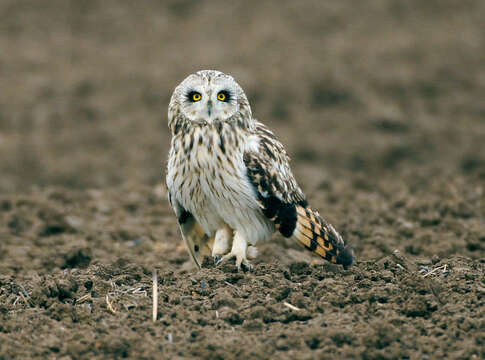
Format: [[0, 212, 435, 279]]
[[1, 0, 484, 359]]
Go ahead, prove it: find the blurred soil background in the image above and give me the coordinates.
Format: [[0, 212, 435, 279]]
[[0, 0, 484, 359]]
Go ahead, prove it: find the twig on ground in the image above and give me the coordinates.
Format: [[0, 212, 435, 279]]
[[18, 284, 30, 298], [106, 294, 117, 314], [224, 281, 241, 295], [76, 294, 91, 304], [423, 264, 448, 278], [153, 268, 158, 322], [224, 281, 237, 288], [283, 301, 301, 311], [132, 287, 147, 296], [18, 290, 29, 306]]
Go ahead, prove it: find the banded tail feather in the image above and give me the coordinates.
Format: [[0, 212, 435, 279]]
[[290, 205, 354, 268]]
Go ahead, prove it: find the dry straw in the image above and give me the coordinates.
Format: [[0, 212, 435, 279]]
[[152, 268, 158, 322]]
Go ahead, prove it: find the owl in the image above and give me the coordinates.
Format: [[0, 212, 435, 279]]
[[166, 70, 354, 271]]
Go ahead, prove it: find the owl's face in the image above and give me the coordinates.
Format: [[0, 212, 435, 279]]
[[170, 70, 250, 125]]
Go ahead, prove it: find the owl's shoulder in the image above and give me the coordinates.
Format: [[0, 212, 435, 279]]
[[244, 120, 306, 205]]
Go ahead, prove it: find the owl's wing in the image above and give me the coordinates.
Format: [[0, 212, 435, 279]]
[[168, 192, 213, 269], [244, 121, 308, 234], [244, 121, 354, 268]]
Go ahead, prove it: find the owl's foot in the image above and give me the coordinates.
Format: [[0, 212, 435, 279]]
[[214, 246, 257, 265], [215, 231, 252, 271], [216, 253, 252, 272]]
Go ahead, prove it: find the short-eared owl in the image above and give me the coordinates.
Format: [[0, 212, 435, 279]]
[[166, 70, 354, 270]]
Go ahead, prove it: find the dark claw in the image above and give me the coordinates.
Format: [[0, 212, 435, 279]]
[[240, 262, 253, 273], [215, 256, 225, 267]]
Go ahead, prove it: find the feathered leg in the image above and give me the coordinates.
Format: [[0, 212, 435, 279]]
[[212, 225, 233, 261]]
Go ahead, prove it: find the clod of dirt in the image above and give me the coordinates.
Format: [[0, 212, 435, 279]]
[[61, 248, 92, 269]]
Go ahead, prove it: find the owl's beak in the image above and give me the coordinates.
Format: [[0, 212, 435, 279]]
[[207, 100, 213, 117]]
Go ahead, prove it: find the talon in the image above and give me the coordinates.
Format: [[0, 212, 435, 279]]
[[215, 257, 224, 267], [236, 257, 253, 272], [216, 253, 234, 267], [240, 261, 253, 272], [213, 255, 221, 264]]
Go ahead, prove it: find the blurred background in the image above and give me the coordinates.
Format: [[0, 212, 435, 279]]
[[1, 3, 484, 357], [0, 0, 484, 193]]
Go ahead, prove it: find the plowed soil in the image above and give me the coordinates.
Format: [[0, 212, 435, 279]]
[[0, 1, 484, 359]]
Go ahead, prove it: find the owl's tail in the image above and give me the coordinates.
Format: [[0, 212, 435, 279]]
[[290, 205, 354, 269]]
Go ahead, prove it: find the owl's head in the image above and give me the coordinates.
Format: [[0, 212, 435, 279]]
[[169, 70, 251, 128]]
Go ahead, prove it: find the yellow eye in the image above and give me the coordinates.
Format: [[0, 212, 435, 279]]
[[217, 92, 226, 101], [192, 92, 201, 101]]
